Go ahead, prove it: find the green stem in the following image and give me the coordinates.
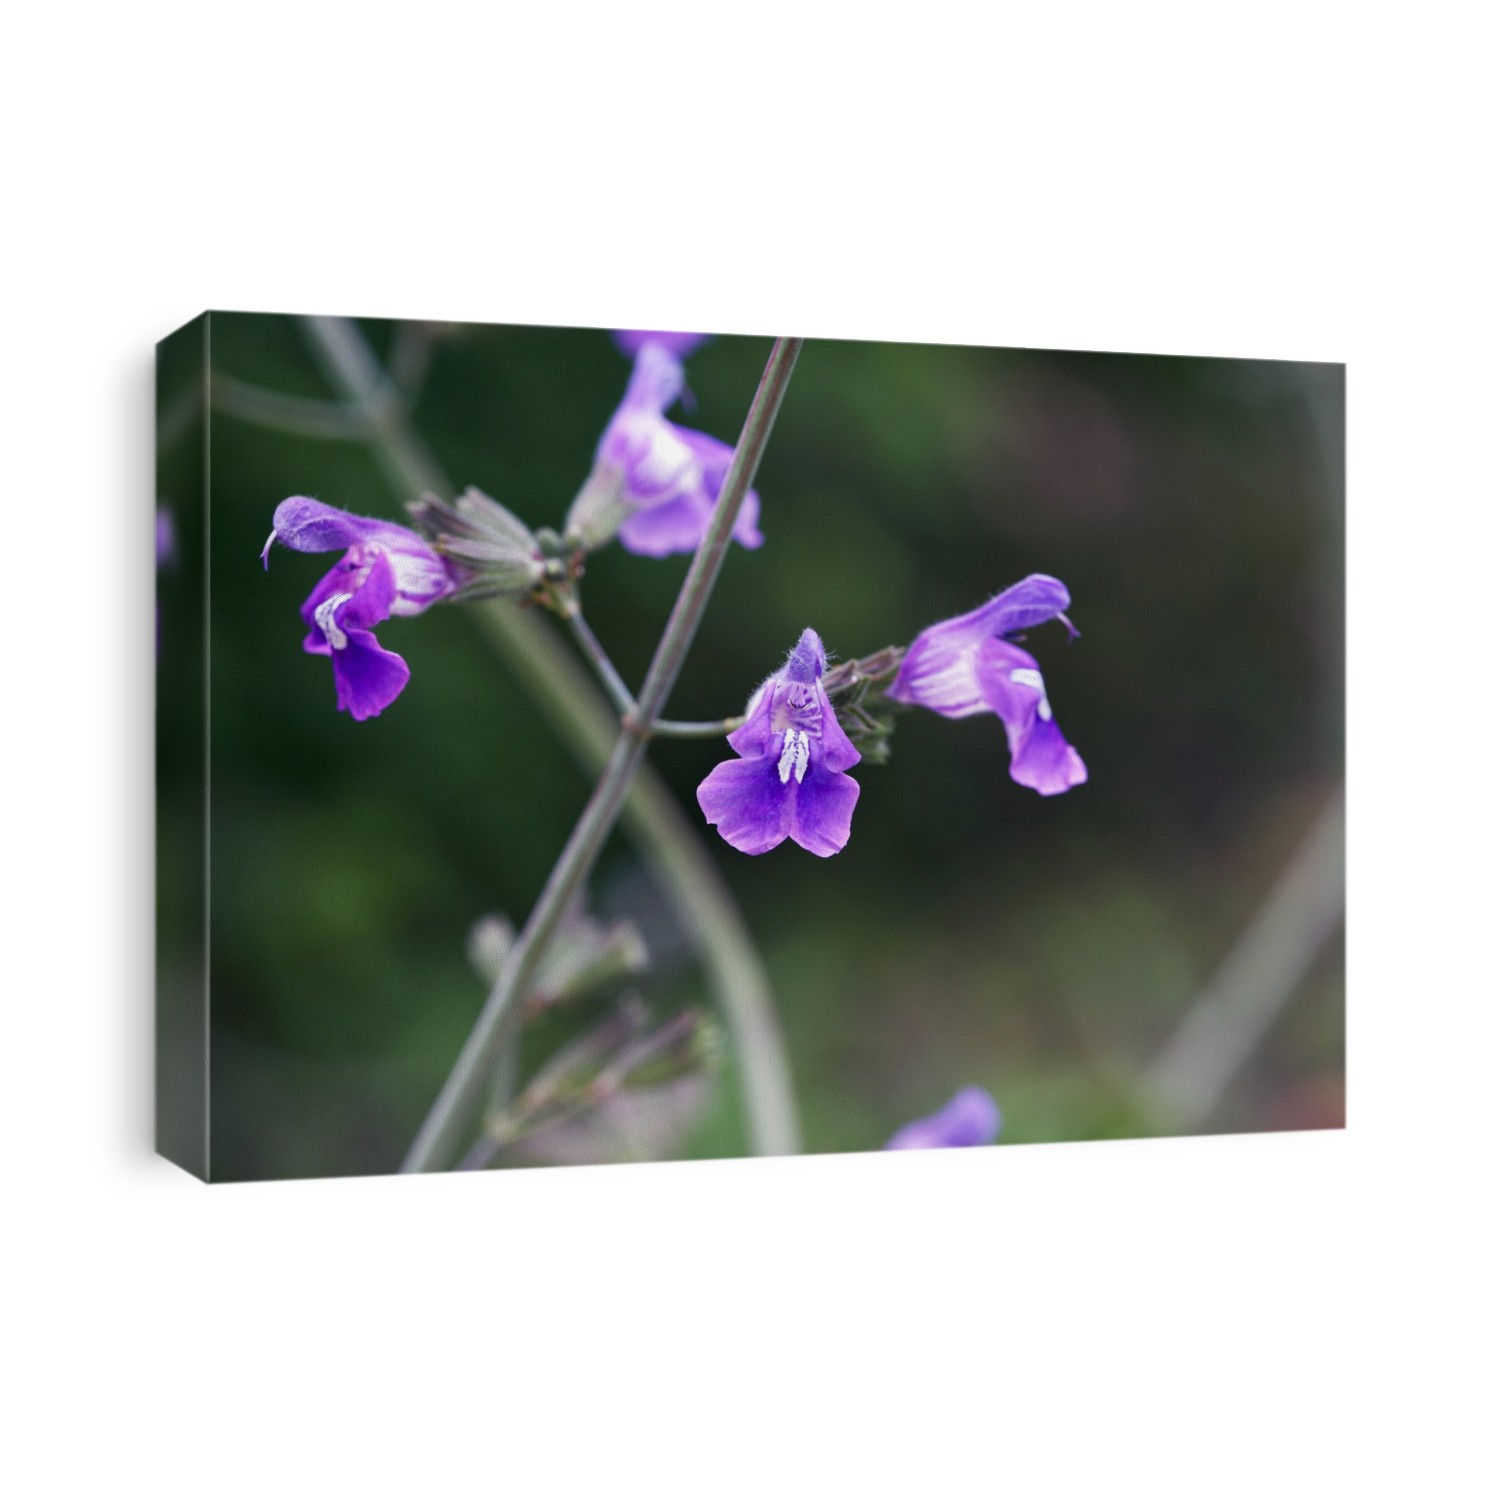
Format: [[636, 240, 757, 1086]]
[[295, 316, 802, 1166], [651, 715, 748, 739], [560, 603, 637, 717], [398, 336, 803, 1172]]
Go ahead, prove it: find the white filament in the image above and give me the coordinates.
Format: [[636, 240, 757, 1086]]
[[314, 592, 354, 651], [777, 729, 811, 785]]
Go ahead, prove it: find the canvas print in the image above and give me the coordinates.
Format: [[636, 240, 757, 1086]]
[[155, 315, 1343, 1182]]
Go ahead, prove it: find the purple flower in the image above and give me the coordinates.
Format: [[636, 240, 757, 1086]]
[[591, 343, 762, 558], [696, 629, 861, 857], [886, 1087, 1002, 1150], [262, 497, 462, 721], [887, 574, 1087, 796], [156, 507, 176, 570], [611, 329, 711, 360]]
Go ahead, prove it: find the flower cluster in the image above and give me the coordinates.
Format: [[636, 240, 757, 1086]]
[[263, 332, 1086, 856], [693, 578, 1084, 859], [259, 324, 1090, 1171]]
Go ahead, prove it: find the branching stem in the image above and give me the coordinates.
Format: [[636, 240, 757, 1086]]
[[559, 603, 637, 718], [397, 335, 804, 1172], [292, 317, 802, 1164]]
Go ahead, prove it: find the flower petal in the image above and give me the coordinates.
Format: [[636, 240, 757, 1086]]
[[370, 528, 455, 614], [612, 330, 711, 360], [725, 679, 778, 757], [298, 548, 398, 634], [886, 1087, 1002, 1150], [973, 638, 1087, 796], [621, 342, 686, 416], [676, 426, 763, 549], [268, 498, 456, 614], [788, 764, 860, 857], [329, 627, 411, 720], [969, 574, 1072, 637], [617, 494, 716, 558], [265, 497, 379, 562], [889, 574, 1074, 717], [696, 757, 794, 855], [815, 689, 861, 774], [887, 630, 987, 718], [1007, 715, 1089, 795]]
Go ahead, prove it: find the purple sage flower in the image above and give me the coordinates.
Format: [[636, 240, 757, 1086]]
[[696, 629, 861, 857], [593, 342, 762, 558], [611, 329, 711, 360], [262, 497, 462, 721], [886, 1087, 1002, 1150], [887, 574, 1087, 796]]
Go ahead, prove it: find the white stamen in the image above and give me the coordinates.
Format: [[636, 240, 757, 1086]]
[[1009, 667, 1053, 720], [314, 592, 354, 651], [777, 729, 811, 785]]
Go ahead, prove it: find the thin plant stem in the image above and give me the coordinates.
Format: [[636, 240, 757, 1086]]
[[560, 603, 636, 717], [295, 317, 800, 1160], [650, 715, 748, 739], [399, 336, 803, 1172], [213, 370, 372, 440], [455, 1137, 501, 1172], [1142, 789, 1345, 1130], [561, 600, 745, 737]]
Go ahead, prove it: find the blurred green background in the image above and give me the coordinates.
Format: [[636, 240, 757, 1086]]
[[157, 315, 1343, 1181]]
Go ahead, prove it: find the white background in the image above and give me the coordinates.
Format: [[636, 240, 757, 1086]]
[[4, 3, 1496, 1495]]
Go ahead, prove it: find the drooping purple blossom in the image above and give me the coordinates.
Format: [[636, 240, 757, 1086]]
[[594, 343, 762, 558], [697, 629, 861, 858], [887, 574, 1087, 796], [885, 1087, 1002, 1150], [262, 497, 463, 721], [611, 329, 711, 360]]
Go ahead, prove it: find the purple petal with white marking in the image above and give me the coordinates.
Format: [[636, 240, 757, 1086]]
[[888, 574, 1073, 718], [299, 548, 399, 639], [327, 628, 411, 721], [695, 756, 860, 858], [266, 497, 456, 615], [973, 638, 1087, 795], [886, 1087, 1002, 1150], [700, 628, 862, 855]]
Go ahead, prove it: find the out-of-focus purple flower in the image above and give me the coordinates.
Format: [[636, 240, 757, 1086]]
[[885, 1087, 1002, 1150], [262, 497, 462, 721], [887, 574, 1087, 796], [611, 329, 711, 360], [696, 629, 861, 857], [156, 507, 176, 570], [581, 343, 762, 558], [155, 507, 176, 659]]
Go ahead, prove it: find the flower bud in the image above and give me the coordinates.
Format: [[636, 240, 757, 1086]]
[[406, 488, 548, 600]]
